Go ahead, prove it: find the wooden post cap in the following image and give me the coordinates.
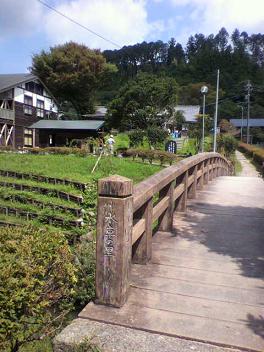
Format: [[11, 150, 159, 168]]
[[98, 175, 133, 197]]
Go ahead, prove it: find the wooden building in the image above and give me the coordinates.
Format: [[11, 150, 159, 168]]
[[0, 73, 58, 148], [0, 74, 105, 148], [30, 120, 104, 147]]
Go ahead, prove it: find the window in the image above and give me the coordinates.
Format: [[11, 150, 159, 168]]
[[24, 95, 33, 115], [24, 128, 33, 147], [25, 82, 43, 95], [37, 99, 44, 118]]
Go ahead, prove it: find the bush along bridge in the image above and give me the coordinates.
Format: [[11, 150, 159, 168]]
[[57, 152, 264, 351]]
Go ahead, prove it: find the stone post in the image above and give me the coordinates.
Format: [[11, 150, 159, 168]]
[[95, 175, 133, 308]]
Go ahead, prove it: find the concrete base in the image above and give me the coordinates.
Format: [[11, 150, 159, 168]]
[[53, 318, 243, 352]]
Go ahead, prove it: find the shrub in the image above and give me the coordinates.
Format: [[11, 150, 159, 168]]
[[128, 129, 145, 148], [238, 142, 264, 166], [73, 240, 96, 308], [0, 226, 77, 352], [25, 147, 88, 157], [0, 146, 13, 152], [123, 149, 178, 165], [146, 126, 168, 148], [217, 134, 238, 157]]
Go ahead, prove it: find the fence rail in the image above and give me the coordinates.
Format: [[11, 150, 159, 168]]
[[95, 152, 232, 307]]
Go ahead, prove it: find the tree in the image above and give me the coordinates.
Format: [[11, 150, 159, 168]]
[[188, 114, 214, 151], [106, 73, 178, 130], [146, 126, 168, 148], [219, 119, 238, 135], [31, 42, 116, 117]]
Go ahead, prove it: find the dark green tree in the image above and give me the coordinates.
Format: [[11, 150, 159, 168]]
[[106, 73, 178, 130], [31, 41, 115, 117]]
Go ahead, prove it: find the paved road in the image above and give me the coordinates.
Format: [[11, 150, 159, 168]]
[[235, 150, 261, 177], [80, 175, 264, 351]]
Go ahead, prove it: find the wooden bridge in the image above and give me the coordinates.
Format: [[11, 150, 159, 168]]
[[79, 153, 264, 351]]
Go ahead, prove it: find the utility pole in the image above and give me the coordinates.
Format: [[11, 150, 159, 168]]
[[245, 80, 252, 144], [240, 105, 244, 141], [213, 69, 220, 153]]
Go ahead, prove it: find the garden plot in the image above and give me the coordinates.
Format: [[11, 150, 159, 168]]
[[0, 173, 93, 236]]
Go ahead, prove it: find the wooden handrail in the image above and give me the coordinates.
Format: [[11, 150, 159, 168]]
[[95, 152, 231, 307]]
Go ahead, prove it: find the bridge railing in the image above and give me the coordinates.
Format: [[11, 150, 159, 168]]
[[95, 152, 232, 307]]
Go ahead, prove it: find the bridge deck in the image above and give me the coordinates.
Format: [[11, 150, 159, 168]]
[[80, 176, 264, 351]]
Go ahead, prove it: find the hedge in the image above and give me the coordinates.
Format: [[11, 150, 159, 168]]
[[25, 147, 89, 157], [0, 146, 89, 157], [121, 148, 179, 165], [238, 142, 264, 167]]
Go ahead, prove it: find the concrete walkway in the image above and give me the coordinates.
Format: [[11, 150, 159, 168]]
[[235, 150, 260, 177]]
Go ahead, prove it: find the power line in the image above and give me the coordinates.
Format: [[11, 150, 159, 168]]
[[36, 0, 122, 49]]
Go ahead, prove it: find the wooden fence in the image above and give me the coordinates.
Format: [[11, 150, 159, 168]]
[[95, 152, 232, 307]]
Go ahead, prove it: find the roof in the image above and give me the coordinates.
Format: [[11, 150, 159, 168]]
[[230, 118, 264, 127], [0, 73, 37, 93], [174, 105, 200, 123], [30, 119, 104, 130], [84, 106, 107, 119]]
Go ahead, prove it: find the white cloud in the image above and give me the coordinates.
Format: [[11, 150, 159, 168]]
[[44, 0, 162, 49], [0, 0, 43, 39], [170, 0, 264, 37]]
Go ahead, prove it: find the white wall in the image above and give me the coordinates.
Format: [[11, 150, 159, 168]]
[[14, 81, 58, 113]]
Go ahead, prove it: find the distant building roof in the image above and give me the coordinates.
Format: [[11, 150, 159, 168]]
[[0, 73, 37, 93], [83, 106, 107, 120], [230, 118, 264, 127], [174, 105, 200, 123], [30, 120, 104, 130]]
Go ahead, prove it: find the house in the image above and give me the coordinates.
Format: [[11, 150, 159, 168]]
[[165, 105, 200, 135], [230, 118, 264, 128], [174, 105, 201, 123], [0, 74, 105, 148], [30, 119, 104, 147], [0, 73, 58, 148]]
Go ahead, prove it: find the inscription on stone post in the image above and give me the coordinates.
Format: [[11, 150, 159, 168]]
[[103, 202, 117, 257], [96, 175, 133, 308]]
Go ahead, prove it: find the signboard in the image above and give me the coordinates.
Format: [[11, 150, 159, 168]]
[[165, 140, 177, 154]]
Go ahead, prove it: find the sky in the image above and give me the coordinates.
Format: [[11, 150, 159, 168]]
[[0, 0, 264, 73]]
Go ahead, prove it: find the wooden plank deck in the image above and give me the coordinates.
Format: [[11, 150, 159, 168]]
[[80, 176, 264, 351]]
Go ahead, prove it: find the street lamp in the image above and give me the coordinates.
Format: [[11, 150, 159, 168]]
[[200, 85, 208, 153]]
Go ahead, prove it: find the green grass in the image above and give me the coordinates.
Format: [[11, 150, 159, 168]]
[[230, 153, 242, 176], [0, 174, 81, 196], [0, 198, 77, 220], [0, 153, 161, 184], [0, 186, 79, 207], [19, 338, 53, 352], [113, 132, 130, 149]]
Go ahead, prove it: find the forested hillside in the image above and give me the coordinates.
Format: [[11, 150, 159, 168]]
[[101, 28, 264, 120]]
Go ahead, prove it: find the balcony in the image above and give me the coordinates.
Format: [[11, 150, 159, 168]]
[[23, 104, 58, 120], [0, 108, 15, 121]]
